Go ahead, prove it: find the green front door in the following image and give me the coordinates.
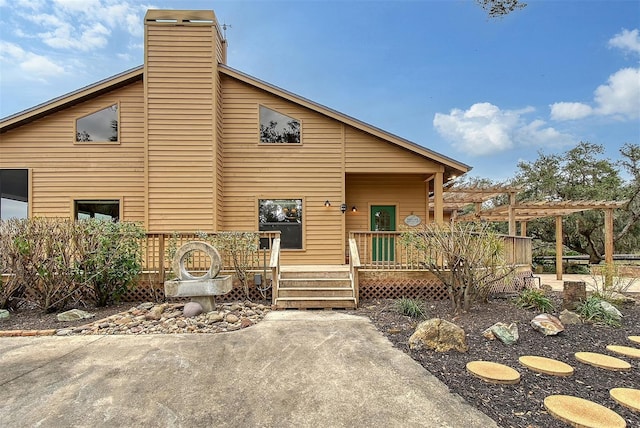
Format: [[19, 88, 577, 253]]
[[371, 205, 396, 262]]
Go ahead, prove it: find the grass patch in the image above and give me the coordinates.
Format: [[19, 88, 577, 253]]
[[395, 298, 427, 319], [576, 296, 622, 328], [514, 288, 555, 313]]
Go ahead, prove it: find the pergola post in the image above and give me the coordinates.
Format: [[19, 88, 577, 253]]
[[520, 221, 527, 237], [555, 215, 563, 280], [508, 192, 516, 236], [604, 208, 614, 286]]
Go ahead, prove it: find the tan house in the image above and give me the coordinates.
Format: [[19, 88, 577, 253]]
[[1, 10, 481, 307]]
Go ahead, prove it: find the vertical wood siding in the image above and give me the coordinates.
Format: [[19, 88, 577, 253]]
[[145, 25, 218, 232], [221, 76, 344, 264], [0, 83, 145, 221]]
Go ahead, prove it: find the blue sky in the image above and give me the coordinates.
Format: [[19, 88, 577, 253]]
[[1, 0, 638, 181]]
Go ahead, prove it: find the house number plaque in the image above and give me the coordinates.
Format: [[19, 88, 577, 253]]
[[404, 214, 421, 227]]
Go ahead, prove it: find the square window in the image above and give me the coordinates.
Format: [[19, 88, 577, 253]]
[[0, 169, 28, 219], [75, 200, 120, 221], [259, 199, 302, 249], [76, 104, 118, 143], [259, 105, 300, 144]]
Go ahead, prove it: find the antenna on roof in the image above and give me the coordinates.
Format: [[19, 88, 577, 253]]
[[222, 23, 232, 40]]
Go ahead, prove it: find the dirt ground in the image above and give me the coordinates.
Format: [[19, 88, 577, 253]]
[[2, 294, 639, 428]]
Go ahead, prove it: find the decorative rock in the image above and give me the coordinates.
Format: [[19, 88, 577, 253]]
[[518, 355, 574, 377], [544, 395, 626, 428], [530, 313, 564, 336], [183, 302, 204, 318], [56, 329, 73, 336], [482, 322, 519, 345], [575, 351, 632, 371], [145, 305, 165, 321], [606, 344, 640, 359], [609, 292, 636, 306], [137, 302, 155, 310], [559, 309, 582, 325], [610, 388, 640, 413], [240, 317, 253, 328], [208, 312, 224, 322], [598, 301, 622, 320], [0, 309, 10, 321], [56, 309, 95, 322], [466, 361, 520, 384], [225, 314, 239, 324], [409, 318, 468, 353]]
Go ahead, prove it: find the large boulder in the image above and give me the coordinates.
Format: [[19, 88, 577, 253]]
[[409, 318, 468, 353], [482, 322, 519, 345], [183, 301, 204, 318], [598, 301, 622, 321], [559, 309, 582, 325], [531, 313, 564, 336], [56, 309, 95, 322]]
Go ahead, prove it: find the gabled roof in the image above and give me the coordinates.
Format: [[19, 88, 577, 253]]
[[0, 62, 471, 177], [219, 65, 471, 177], [0, 66, 143, 133]]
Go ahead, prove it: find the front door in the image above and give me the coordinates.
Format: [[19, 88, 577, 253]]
[[371, 205, 396, 262]]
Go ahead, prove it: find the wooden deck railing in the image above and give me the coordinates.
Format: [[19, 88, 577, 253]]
[[141, 231, 281, 282], [269, 237, 281, 305], [348, 238, 361, 306], [349, 231, 532, 269]]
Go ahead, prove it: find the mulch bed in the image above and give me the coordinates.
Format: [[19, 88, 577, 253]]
[[350, 294, 640, 428], [2, 293, 639, 427]]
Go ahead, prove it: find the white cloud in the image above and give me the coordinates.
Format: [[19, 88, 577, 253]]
[[550, 27, 640, 122], [609, 28, 640, 55], [40, 22, 111, 51], [594, 67, 640, 118], [433, 102, 572, 156], [549, 102, 593, 121], [0, 41, 66, 79]]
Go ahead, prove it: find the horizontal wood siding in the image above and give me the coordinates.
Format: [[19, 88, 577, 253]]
[[345, 127, 442, 173], [345, 173, 428, 238], [0, 83, 145, 221], [146, 25, 217, 232], [221, 76, 344, 264]]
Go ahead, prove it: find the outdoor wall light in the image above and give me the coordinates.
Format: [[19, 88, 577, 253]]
[[340, 203, 347, 213], [324, 200, 331, 207], [352, 206, 357, 212]]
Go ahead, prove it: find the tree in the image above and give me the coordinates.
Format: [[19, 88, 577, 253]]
[[401, 222, 515, 314], [513, 142, 640, 262], [476, 0, 527, 18]]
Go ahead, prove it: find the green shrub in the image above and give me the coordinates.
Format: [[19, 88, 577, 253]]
[[396, 298, 427, 319], [576, 296, 622, 328], [514, 288, 555, 313], [74, 220, 145, 307]]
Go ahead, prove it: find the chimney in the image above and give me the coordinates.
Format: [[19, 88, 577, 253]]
[[143, 10, 225, 231]]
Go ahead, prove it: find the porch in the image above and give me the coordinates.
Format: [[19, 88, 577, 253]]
[[133, 231, 533, 309]]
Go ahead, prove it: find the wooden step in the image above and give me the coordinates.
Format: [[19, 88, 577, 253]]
[[277, 287, 354, 298], [279, 278, 352, 288], [280, 270, 350, 279], [274, 297, 356, 309]]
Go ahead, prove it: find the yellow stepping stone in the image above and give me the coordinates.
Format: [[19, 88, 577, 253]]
[[575, 352, 631, 371], [628, 336, 640, 345], [466, 361, 520, 384], [544, 395, 626, 428], [610, 388, 640, 413], [519, 355, 574, 377], [607, 345, 640, 359]]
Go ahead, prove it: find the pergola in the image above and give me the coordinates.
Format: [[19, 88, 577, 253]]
[[433, 184, 629, 280]]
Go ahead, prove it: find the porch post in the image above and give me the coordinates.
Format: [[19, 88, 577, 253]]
[[508, 192, 516, 236], [555, 216, 563, 280], [434, 172, 444, 224]]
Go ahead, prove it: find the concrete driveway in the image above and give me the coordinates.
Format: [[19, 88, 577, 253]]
[[0, 311, 497, 427]]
